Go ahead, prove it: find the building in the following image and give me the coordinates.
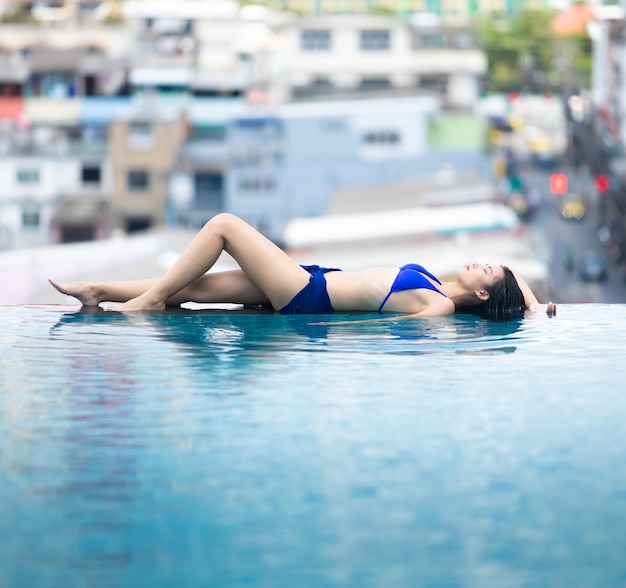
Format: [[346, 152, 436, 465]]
[[0, 20, 129, 99], [167, 94, 490, 242], [0, 121, 112, 249], [585, 3, 626, 267], [0, 0, 493, 250], [109, 101, 189, 232], [125, 0, 270, 99], [169, 99, 247, 228], [257, 12, 486, 108]]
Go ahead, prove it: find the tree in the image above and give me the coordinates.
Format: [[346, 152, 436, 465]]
[[475, 8, 591, 94]]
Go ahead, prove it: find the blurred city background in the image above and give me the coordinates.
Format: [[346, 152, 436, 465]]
[[0, 0, 625, 307]]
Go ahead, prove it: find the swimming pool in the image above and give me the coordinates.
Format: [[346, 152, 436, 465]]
[[1, 304, 625, 587]]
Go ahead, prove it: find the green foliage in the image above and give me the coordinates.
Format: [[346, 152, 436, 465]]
[[475, 8, 591, 93], [1, 4, 37, 24], [369, 6, 395, 15]]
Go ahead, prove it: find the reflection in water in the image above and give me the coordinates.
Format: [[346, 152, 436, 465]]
[[50, 307, 527, 364], [3, 304, 626, 587]]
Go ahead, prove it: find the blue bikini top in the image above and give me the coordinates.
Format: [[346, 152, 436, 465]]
[[378, 263, 446, 312]]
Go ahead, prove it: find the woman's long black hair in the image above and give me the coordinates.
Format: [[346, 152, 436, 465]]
[[456, 265, 526, 322]]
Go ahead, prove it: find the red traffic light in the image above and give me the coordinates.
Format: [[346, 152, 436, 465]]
[[549, 173, 568, 195], [595, 175, 610, 193]]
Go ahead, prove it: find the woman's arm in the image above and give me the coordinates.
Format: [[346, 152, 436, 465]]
[[512, 270, 556, 316]]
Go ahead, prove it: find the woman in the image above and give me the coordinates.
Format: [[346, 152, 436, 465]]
[[49, 213, 556, 320]]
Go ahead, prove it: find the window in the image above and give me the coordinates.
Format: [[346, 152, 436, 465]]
[[22, 203, 40, 228], [126, 217, 152, 233], [194, 173, 223, 209], [191, 125, 226, 141], [301, 30, 331, 51], [358, 77, 391, 92], [311, 75, 333, 89], [62, 226, 94, 243], [238, 176, 276, 193], [24, 72, 76, 98], [193, 87, 243, 98], [127, 123, 153, 150], [17, 169, 40, 184], [360, 30, 390, 51], [293, 76, 335, 99], [82, 125, 107, 144], [127, 170, 150, 191], [81, 164, 101, 185], [418, 74, 447, 93], [413, 32, 446, 49], [362, 130, 401, 145]]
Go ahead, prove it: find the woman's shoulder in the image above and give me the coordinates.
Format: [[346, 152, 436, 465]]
[[421, 289, 455, 315]]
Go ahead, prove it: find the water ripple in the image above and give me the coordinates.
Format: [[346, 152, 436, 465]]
[[2, 304, 626, 587]]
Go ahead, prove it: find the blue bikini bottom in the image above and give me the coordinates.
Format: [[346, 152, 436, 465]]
[[279, 265, 341, 314]]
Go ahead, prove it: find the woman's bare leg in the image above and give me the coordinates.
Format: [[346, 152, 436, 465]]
[[49, 269, 271, 307], [108, 214, 310, 312]]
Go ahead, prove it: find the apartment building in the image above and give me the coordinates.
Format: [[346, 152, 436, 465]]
[[0, 22, 129, 99], [126, 0, 270, 99], [169, 99, 246, 228], [259, 12, 486, 108], [166, 93, 489, 242], [0, 0, 491, 249], [109, 102, 189, 232], [0, 122, 112, 249]]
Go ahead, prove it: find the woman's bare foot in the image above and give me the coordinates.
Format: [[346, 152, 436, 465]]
[[49, 278, 103, 307], [109, 293, 165, 312]]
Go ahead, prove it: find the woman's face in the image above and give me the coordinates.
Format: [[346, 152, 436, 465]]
[[457, 263, 505, 294]]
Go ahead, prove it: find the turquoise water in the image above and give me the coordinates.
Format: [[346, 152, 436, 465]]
[[1, 304, 626, 588]]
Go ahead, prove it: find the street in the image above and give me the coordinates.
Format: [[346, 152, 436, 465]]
[[523, 164, 626, 304]]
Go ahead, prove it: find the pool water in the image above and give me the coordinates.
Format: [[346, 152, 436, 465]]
[[1, 304, 626, 588]]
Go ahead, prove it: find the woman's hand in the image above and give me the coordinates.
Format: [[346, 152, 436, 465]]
[[512, 270, 556, 316], [529, 302, 557, 316]]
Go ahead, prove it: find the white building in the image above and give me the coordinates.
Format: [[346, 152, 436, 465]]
[[588, 4, 626, 154], [124, 0, 271, 98], [0, 125, 112, 249], [0, 21, 129, 98], [121, 4, 486, 110], [257, 12, 486, 108]]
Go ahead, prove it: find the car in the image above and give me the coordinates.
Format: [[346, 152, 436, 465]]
[[579, 251, 608, 282], [526, 127, 559, 168], [560, 198, 586, 220]]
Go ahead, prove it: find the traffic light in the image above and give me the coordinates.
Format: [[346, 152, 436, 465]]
[[595, 175, 610, 193], [549, 173, 568, 195]]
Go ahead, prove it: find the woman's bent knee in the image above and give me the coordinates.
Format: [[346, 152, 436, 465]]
[[210, 212, 239, 225], [205, 212, 242, 233]]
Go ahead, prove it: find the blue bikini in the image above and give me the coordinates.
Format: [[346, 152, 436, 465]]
[[280, 263, 446, 315], [377, 263, 446, 312], [279, 265, 340, 314]]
